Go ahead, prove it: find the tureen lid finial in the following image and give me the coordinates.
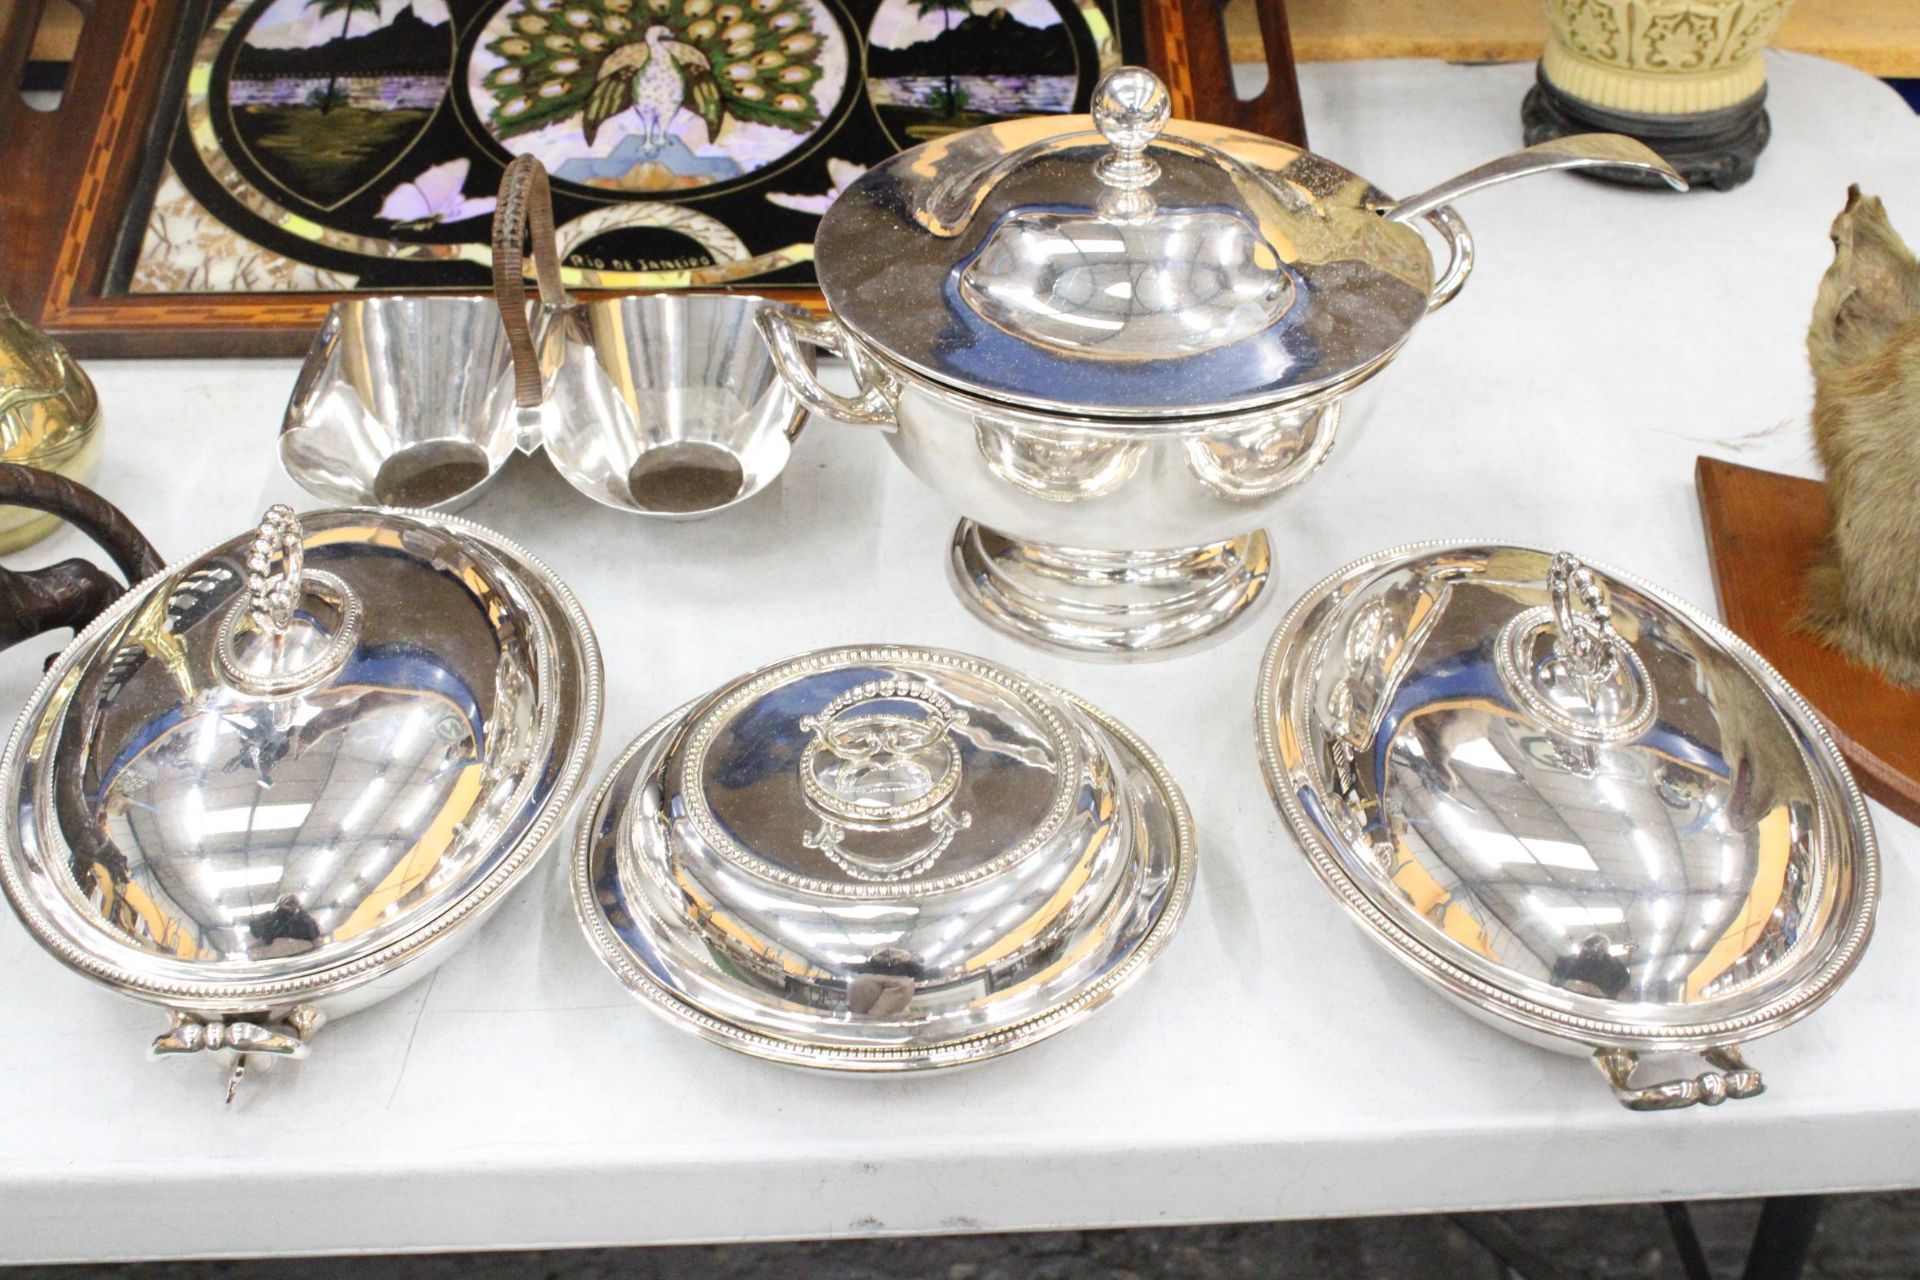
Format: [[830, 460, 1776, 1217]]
[[1092, 67, 1170, 194]]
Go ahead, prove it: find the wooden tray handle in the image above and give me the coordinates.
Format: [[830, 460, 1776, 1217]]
[[0, 0, 161, 321], [0, 463, 164, 655], [1148, 0, 1307, 147]]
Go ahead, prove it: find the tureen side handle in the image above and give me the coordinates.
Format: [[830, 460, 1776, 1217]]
[[0, 463, 163, 657], [754, 309, 898, 431], [1421, 206, 1476, 314], [1594, 1045, 1765, 1111]]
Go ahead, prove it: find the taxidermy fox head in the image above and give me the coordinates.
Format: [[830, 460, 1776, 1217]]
[[1808, 185, 1920, 378]]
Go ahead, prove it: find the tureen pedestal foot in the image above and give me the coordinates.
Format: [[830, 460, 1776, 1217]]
[[949, 521, 1271, 661]]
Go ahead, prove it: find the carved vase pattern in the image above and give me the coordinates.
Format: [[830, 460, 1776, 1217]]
[[1540, 0, 1792, 115]]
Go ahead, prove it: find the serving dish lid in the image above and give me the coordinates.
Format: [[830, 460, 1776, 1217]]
[[0, 504, 601, 1019], [814, 66, 1436, 420], [1256, 543, 1876, 1085], [574, 644, 1193, 1069]]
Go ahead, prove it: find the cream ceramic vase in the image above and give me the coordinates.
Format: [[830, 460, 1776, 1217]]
[[1526, 0, 1791, 189]]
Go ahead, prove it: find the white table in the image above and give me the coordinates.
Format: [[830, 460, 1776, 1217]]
[[3, 52, 1917, 1267]]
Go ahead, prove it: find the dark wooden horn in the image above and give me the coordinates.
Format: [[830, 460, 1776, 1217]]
[[0, 463, 164, 655]]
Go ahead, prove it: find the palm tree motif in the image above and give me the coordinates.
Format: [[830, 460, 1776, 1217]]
[[304, 0, 384, 113], [912, 0, 971, 118], [484, 0, 828, 153]]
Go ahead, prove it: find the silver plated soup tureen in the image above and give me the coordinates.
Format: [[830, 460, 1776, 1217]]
[[573, 644, 1193, 1069], [759, 67, 1684, 661], [0, 504, 601, 1099], [1256, 543, 1877, 1110]]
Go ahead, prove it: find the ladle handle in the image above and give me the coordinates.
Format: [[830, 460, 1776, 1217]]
[[492, 155, 572, 410], [0, 463, 164, 656], [1385, 134, 1688, 226]]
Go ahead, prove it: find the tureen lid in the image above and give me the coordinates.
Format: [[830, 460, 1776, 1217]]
[[574, 645, 1193, 1069], [814, 66, 1437, 419], [0, 504, 601, 1015], [1257, 543, 1876, 1062]]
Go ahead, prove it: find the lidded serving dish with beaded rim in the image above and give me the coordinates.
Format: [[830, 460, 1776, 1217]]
[[1255, 542, 1877, 1110], [0, 504, 601, 1099], [573, 644, 1193, 1070]]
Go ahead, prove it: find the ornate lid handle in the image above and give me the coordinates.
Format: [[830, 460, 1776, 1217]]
[[1495, 551, 1655, 743], [217, 506, 362, 696], [245, 504, 305, 635], [1093, 67, 1171, 196], [1548, 551, 1620, 682]]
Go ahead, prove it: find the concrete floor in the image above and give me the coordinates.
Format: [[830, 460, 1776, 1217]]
[[10, 1193, 1917, 1279]]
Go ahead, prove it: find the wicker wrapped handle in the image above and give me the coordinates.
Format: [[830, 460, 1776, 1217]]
[[491, 155, 573, 410], [0, 463, 164, 655]]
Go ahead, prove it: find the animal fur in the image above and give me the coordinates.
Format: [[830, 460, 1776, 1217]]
[[1803, 185, 1920, 687]]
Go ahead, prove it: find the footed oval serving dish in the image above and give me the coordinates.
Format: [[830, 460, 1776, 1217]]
[[574, 644, 1193, 1070], [0, 504, 601, 1098], [1256, 542, 1877, 1110]]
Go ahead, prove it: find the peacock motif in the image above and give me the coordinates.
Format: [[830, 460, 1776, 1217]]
[[482, 0, 830, 153]]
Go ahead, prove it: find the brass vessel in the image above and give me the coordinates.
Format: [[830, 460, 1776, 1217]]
[[0, 293, 103, 554]]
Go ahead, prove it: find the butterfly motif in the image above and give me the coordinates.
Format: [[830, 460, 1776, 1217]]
[[377, 159, 498, 228], [766, 158, 867, 216]]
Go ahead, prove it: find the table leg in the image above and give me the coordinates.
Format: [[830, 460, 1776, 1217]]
[[1741, 1195, 1825, 1280], [1662, 1202, 1713, 1280], [1447, 1213, 1583, 1280]]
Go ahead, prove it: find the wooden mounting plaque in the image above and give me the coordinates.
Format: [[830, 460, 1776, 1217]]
[[0, 0, 1304, 359], [1696, 455, 1920, 826]]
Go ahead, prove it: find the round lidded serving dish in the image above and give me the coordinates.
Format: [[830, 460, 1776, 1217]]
[[759, 67, 1683, 661], [1256, 542, 1877, 1111], [574, 644, 1193, 1070], [0, 503, 602, 1098]]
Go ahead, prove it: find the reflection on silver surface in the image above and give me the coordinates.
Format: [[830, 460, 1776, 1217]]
[[1257, 543, 1877, 1109], [278, 296, 533, 511], [53, 514, 548, 971], [961, 207, 1292, 359], [542, 294, 811, 520], [818, 94, 1431, 420], [951, 523, 1272, 660], [283, 291, 808, 521], [769, 63, 1684, 659], [957, 67, 1291, 360], [1, 507, 602, 1089], [573, 646, 1194, 1069]]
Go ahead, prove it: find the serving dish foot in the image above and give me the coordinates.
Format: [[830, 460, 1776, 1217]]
[[949, 521, 1270, 661]]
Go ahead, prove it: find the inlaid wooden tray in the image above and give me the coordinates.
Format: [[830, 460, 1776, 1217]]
[[0, 0, 1304, 357]]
